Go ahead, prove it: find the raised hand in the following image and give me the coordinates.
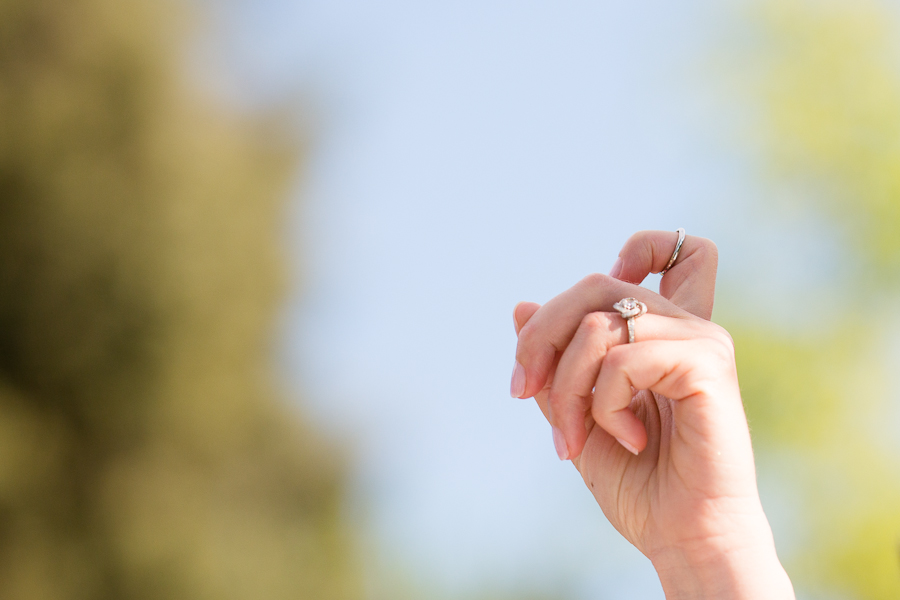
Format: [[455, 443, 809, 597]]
[[511, 231, 794, 599]]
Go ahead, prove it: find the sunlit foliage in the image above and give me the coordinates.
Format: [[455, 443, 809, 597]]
[[0, 0, 360, 598], [754, 0, 900, 277], [729, 0, 900, 598]]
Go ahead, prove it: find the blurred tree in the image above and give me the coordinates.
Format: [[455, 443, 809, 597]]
[[0, 0, 360, 599], [754, 0, 900, 279], [726, 0, 900, 598]]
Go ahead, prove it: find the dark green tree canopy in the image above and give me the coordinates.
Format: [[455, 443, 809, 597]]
[[0, 1, 359, 598]]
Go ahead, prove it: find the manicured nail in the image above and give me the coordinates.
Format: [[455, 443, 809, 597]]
[[616, 437, 639, 456], [512, 301, 524, 333], [510, 361, 526, 398], [609, 257, 623, 279], [552, 426, 569, 460]]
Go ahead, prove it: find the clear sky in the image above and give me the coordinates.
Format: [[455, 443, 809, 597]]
[[192, 2, 837, 598]]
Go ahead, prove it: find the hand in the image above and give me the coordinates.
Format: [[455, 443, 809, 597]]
[[511, 231, 794, 599]]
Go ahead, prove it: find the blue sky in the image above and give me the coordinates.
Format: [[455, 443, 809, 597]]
[[191, 2, 840, 597]]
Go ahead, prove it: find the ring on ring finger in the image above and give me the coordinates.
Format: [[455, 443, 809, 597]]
[[612, 297, 648, 343]]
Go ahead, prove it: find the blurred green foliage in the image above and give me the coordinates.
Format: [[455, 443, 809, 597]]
[[735, 323, 900, 598], [728, 0, 900, 598], [754, 0, 900, 278], [0, 0, 360, 598]]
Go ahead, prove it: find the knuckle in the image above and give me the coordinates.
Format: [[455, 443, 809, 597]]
[[514, 327, 547, 369], [602, 344, 629, 370], [590, 396, 614, 424], [579, 311, 613, 334], [579, 272, 611, 290], [516, 317, 544, 352], [699, 336, 736, 373], [693, 236, 719, 261], [514, 325, 534, 361], [516, 320, 534, 347], [547, 388, 584, 427], [706, 323, 735, 356], [625, 230, 652, 248]]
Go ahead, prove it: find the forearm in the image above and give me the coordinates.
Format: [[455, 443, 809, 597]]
[[650, 521, 795, 600]]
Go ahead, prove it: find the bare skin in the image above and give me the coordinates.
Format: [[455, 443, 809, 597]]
[[511, 231, 795, 599]]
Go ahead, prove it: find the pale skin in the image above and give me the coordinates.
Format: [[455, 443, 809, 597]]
[[510, 231, 795, 599]]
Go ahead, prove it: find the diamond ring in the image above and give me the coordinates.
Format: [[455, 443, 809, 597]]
[[613, 297, 648, 344]]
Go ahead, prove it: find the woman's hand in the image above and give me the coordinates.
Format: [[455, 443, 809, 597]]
[[511, 231, 794, 599]]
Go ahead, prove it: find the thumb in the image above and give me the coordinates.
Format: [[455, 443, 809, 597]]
[[610, 230, 718, 321]]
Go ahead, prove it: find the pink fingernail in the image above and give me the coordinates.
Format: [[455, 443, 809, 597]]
[[512, 301, 524, 332], [616, 437, 639, 456], [510, 361, 526, 398], [552, 426, 569, 460], [609, 257, 623, 279]]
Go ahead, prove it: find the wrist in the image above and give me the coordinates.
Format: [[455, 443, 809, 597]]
[[649, 518, 795, 600]]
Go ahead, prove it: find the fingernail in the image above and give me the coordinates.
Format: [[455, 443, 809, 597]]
[[609, 257, 623, 279], [512, 301, 524, 333], [510, 361, 526, 398], [552, 426, 569, 460], [616, 437, 639, 456]]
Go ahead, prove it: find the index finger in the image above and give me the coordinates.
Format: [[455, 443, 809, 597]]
[[610, 230, 718, 320]]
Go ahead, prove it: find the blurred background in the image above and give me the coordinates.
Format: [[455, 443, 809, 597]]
[[1, 0, 898, 599]]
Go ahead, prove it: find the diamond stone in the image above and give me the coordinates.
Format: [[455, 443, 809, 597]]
[[613, 297, 646, 319]]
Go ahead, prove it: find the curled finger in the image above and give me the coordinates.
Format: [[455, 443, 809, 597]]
[[547, 313, 715, 460], [591, 337, 739, 456]]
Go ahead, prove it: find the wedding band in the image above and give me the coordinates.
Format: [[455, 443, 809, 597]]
[[659, 228, 686, 276], [613, 297, 647, 343]]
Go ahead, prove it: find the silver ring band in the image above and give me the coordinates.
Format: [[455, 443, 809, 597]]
[[659, 228, 686, 276], [612, 297, 647, 343]]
